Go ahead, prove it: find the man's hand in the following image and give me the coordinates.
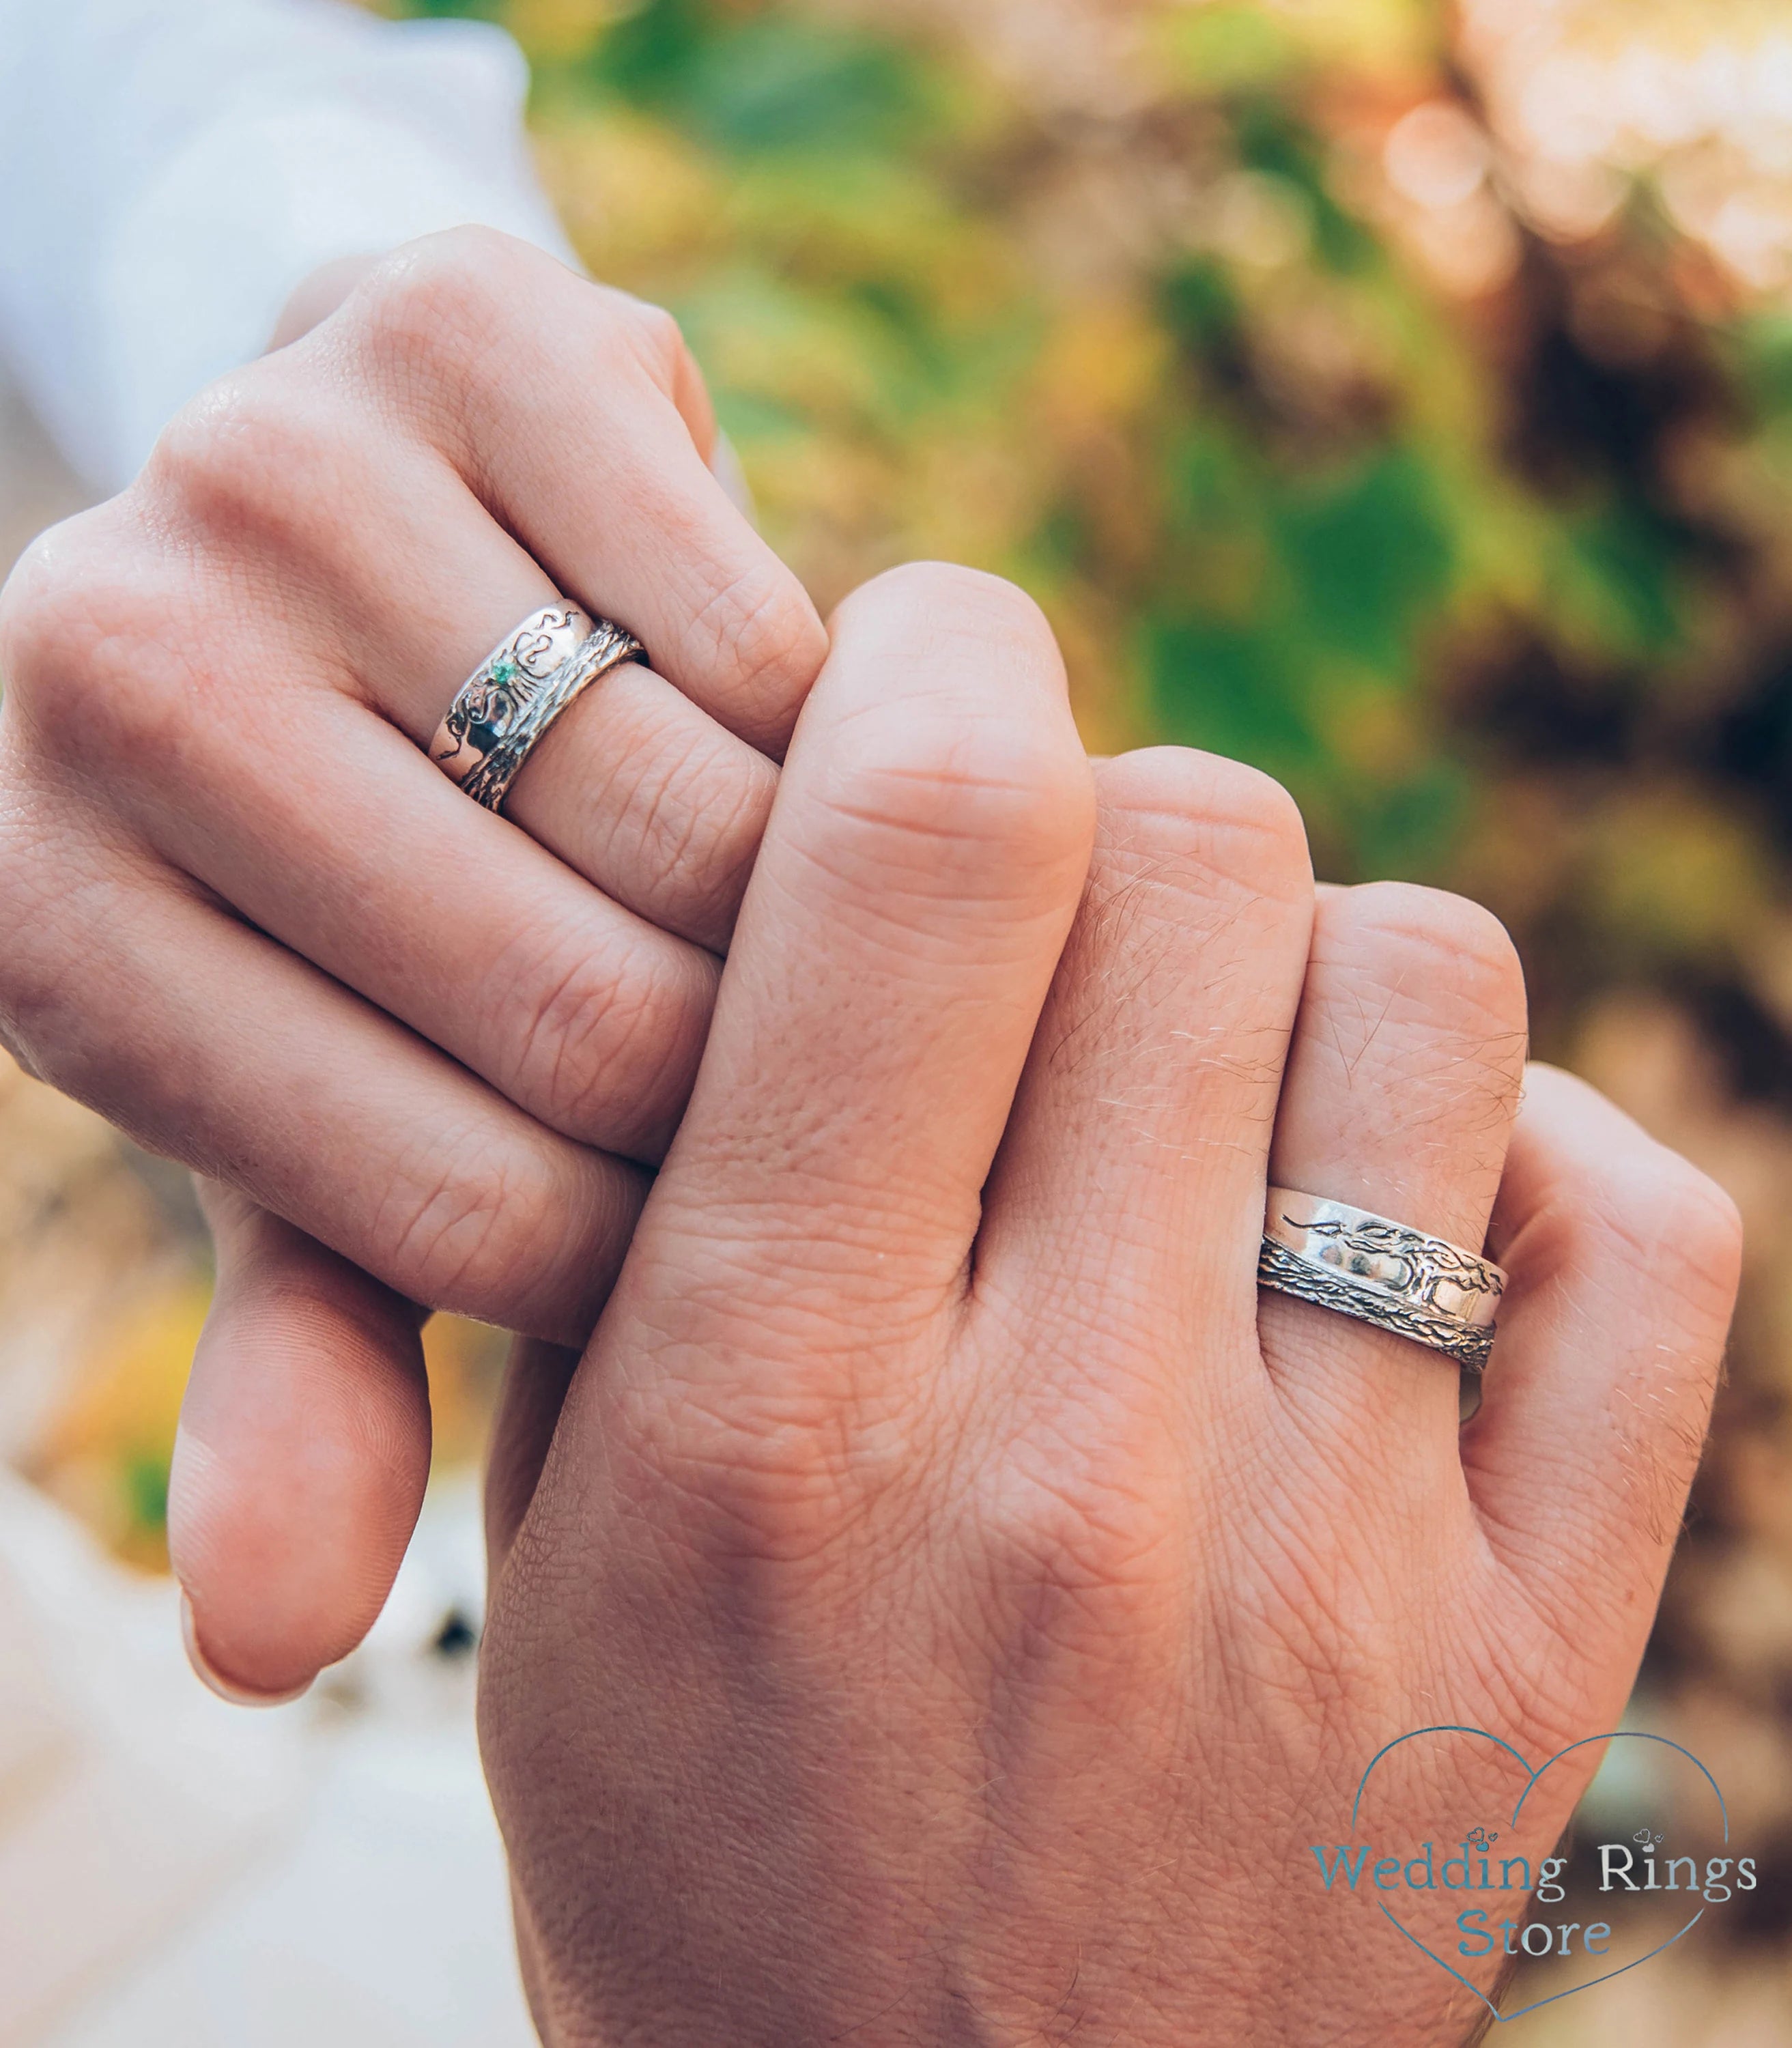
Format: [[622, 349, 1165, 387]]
[[0, 227, 825, 1694], [480, 563, 1740, 2045]]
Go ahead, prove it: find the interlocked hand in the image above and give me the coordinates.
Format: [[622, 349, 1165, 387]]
[[480, 563, 1739, 2046]]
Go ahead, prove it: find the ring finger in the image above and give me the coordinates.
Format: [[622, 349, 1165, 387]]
[[77, 439, 785, 1159], [304, 437, 781, 953], [1258, 880, 1529, 1449], [152, 393, 784, 954]]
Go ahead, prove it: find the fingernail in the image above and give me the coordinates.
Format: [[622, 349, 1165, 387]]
[[179, 1590, 313, 1709]]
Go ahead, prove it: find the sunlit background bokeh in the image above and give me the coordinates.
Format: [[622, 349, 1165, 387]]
[[6, 0, 1792, 2035]]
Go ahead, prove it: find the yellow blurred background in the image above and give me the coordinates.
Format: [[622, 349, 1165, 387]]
[[6, 0, 1792, 2032]]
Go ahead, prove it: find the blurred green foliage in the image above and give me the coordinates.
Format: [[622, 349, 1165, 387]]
[[122, 1450, 170, 1539], [395, 0, 1792, 1047]]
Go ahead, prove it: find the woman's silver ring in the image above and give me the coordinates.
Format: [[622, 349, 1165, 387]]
[[428, 604, 644, 814], [1256, 1187, 1505, 1374]]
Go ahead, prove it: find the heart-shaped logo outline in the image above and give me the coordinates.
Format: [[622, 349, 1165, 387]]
[[1350, 1724, 1729, 2025]]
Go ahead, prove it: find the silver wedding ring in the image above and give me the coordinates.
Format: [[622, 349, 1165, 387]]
[[1257, 1187, 1505, 1373], [428, 603, 644, 813]]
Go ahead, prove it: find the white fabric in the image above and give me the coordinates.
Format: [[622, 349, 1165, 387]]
[[0, 0, 574, 492]]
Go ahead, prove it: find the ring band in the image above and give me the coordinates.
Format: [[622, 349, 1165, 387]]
[[1257, 1187, 1505, 1373], [428, 605, 644, 813]]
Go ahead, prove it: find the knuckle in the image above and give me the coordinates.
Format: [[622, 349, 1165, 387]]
[[0, 508, 193, 768], [862, 560, 1056, 653], [812, 563, 1094, 903], [380, 1144, 537, 1309], [1172, 749, 1304, 842], [1544, 1146, 1740, 1546], [677, 761, 774, 933], [1096, 747, 1311, 900], [142, 367, 346, 539], [679, 561, 827, 735], [0, 879, 193, 1146], [375, 1125, 604, 1327], [494, 928, 711, 1154], [634, 1397, 872, 1575], [818, 692, 1092, 901], [348, 225, 537, 387], [1623, 1150, 1744, 1328], [973, 1423, 1188, 1637], [1530, 1110, 1744, 1367], [1337, 879, 1525, 1021], [608, 291, 686, 381], [633, 741, 775, 947], [616, 1309, 926, 1580], [1672, 1162, 1745, 1273], [0, 524, 74, 722]]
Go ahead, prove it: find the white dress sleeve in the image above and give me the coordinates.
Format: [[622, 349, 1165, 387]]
[[0, 0, 575, 492]]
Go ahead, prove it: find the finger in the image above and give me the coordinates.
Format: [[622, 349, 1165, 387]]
[[155, 418, 776, 952], [171, 1185, 430, 1703], [0, 812, 644, 1341], [266, 238, 767, 939], [331, 231, 828, 753], [1259, 881, 1529, 1444], [121, 391, 778, 967], [103, 668, 718, 1161], [978, 748, 1313, 1385], [641, 563, 1096, 1337], [505, 657, 776, 952], [1462, 1064, 1739, 1631]]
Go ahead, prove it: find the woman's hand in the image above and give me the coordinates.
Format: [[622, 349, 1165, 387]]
[[0, 227, 824, 1692], [479, 563, 1741, 2045], [0, 226, 821, 1316]]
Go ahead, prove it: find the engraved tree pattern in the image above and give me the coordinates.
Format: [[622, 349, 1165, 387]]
[[1298, 1214, 1501, 1313]]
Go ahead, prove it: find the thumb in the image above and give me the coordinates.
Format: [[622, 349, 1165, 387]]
[[169, 1180, 431, 1703]]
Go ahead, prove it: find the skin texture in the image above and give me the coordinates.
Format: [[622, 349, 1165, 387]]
[[0, 229, 824, 1695], [468, 564, 1741, 2046], [0, 237, 1739, 2032]]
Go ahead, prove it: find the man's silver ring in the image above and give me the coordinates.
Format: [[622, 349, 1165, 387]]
[[1256, 1187, 1505, 1374], [427, 604, 645, 814]]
